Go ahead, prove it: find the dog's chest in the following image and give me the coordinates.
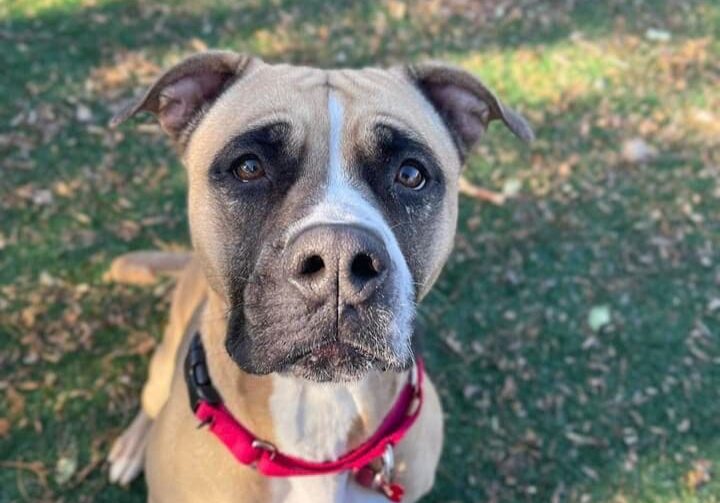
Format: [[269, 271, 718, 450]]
[[268, 376, 387, 503]]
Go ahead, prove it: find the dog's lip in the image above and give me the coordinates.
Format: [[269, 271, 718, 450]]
[[311, 341, 369, 360], [288, 340, 379, 366]]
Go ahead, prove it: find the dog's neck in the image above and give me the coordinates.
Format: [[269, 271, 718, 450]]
[[200, 291, 405, 501], [200, 290, 405, 458]]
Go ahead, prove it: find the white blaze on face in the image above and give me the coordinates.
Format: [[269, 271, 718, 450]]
[[286, 91, 415, 360]]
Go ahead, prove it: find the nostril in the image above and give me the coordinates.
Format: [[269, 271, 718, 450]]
[[300, 255, 325, 276], [351, 253, 381, 281]]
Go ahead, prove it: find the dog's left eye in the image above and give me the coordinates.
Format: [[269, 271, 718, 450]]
[[395, 160, 426, 190], [231, 154, 265, 182]]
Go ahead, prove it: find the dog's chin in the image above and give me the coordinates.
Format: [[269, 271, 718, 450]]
[[284, 341, 394, 383]]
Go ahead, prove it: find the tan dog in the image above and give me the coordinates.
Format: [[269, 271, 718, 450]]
[[106, 52, 532, 502]]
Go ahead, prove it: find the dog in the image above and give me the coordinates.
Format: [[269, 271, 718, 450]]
[[105, 51, 532, 502]]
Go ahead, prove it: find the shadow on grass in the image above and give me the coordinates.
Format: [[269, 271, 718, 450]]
[[2, 0, 711, 103]]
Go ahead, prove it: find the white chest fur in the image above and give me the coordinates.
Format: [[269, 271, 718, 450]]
[[268, 375, 389, 503]]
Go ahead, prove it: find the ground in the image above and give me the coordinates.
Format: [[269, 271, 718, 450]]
[[1, 0, 720, 501]]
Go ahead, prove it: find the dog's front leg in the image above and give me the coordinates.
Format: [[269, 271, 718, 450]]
[[107, 255, 207, 485]]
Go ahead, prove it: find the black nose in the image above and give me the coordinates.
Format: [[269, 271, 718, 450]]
[[286, 225, 389, 305]]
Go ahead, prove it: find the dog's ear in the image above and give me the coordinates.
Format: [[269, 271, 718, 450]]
[[110, 50, 255, 139], [406, 62, 533, 159]]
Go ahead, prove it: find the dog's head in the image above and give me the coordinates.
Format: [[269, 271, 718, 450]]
[[114, 51, 532, 382]]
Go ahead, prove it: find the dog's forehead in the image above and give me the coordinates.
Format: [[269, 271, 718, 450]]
[[185, 63, 459, 174], [325, 67, 457, 161]]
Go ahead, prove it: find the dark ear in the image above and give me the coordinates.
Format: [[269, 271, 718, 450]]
[[407, 62, 533, 159], [110, 50, 254, 139]]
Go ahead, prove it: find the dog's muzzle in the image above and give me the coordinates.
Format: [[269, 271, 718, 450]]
[[229, 221, 413, 381]]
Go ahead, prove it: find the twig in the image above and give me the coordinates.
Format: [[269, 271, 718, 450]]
[[458, 177, 506, 205]]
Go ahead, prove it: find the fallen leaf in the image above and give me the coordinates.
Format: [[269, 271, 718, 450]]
[[6, 387, 25, 418], [54, 453, 78, 485], [32, 189, 54, 206], [677, 418, 691, 432], [0, 418, 10, 438], [645, 28, 671, 42], [621, 138, 658, 164], [75, 104, 93, 123], [502, 178, 523, 198], [685, 459, 712, 492], [588, 305, 611, 332]]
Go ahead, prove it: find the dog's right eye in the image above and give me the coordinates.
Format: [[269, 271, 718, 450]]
[[395, 160, 426, 190], [231, 154, 265, 182]]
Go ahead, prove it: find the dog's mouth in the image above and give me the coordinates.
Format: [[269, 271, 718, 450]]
[[283, 340, 390, 382], [225, 296, 414, 382]]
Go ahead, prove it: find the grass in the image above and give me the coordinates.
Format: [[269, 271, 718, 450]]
[[1, 0, 719, 501]]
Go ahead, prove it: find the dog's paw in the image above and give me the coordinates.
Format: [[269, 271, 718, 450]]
[[108, 410, 153, 485]]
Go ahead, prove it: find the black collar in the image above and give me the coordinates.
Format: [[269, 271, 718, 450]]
[[184, 332, 221, 412]]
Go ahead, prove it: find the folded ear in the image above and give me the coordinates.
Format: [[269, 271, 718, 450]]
[[110, 50, 254, 140], [406, 62, 534, 160]]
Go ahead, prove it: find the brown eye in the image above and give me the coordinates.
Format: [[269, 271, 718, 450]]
[[395, 161, 426, 190], [231, 154, 265, 182]]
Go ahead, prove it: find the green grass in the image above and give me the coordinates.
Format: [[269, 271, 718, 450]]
[[1, 0, 720, 501]]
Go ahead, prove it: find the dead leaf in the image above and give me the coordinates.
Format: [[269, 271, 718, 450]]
[[588, 305, 611, 332], [75, 104, 93, 123], [621, 138, 657, 164], [685, 459, 712, 492], [0, 418, 10, 438], [32, 189, 54, 206], [6, 387, 26, 418], [54, 452, 78, 485], [677, 418, 691, 432]]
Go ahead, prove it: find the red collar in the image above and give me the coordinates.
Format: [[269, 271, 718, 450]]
[[184, 333, 424, 502]]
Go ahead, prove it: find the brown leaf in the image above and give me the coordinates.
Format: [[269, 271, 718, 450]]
[[685, 459, 712, 492], [114, 219, 141, 242], [17, 380, 40, 391], [6, 387, 26, 418], [0, 418, 10, 438]]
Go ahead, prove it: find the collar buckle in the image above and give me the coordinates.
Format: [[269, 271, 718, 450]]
[[409, 362, 419, 389], [251, 439, 278, 460], [354, 445, 404, 502], [380, 444, 395, 481]]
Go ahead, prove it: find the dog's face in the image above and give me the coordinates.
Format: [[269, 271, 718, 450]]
[[115, 52, 532, 382]]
